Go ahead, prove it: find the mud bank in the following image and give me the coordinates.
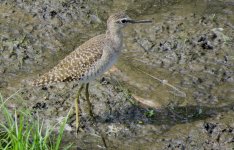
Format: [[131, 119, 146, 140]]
[[0, 0, 233, 149]]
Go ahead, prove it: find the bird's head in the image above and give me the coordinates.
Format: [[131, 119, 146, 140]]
[[107, 12, 152, 31]]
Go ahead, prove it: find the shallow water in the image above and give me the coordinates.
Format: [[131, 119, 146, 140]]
[[113, 0, 234, 108]]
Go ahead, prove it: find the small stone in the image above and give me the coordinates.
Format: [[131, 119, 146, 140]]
[[138, 38, 153, 52], [64, 124, 72, 131]]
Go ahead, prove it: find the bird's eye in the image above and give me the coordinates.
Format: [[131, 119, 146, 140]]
[[121, 19, 127, 23]]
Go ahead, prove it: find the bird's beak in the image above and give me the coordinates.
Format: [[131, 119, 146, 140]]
[[127, 19, 152, 24]]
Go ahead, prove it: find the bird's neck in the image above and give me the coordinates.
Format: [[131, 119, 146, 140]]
[[106, 28, 123, 52]]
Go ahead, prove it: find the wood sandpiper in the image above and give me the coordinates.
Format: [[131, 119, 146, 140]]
[[32, 12, 152, 133]]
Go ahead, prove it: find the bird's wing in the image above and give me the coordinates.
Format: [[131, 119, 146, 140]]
[[32, 34, 105, 86]]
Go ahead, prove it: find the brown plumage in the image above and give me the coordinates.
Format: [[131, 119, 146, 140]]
[[32, 34, 105, 86]]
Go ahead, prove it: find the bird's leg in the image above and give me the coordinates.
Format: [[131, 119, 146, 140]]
[[85, 83, 94, 118], [75, 83, 84, 133]]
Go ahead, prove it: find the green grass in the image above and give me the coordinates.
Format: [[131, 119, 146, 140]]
[[0, 93, 72, 150]]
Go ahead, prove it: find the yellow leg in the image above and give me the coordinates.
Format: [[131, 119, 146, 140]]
[[85, 83, 93, 118], [75, 84, 84, 133]]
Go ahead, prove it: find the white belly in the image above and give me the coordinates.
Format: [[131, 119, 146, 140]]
[[80, 52, 119, 83]]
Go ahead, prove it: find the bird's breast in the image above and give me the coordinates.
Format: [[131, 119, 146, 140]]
[[80, 50, 120, 83]]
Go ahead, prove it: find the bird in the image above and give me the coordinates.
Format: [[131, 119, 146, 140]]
[[32, 12, 152, 133]]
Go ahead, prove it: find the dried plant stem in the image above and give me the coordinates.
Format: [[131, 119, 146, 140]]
[[134, 66, 186, 98]]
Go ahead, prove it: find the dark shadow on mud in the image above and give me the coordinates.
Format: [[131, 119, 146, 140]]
[[70, 102, 234, 149], [94, 103, 234, 126]]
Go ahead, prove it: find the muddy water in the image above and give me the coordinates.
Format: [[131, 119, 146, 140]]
[[0, 0, 234, 149], [115, 0, 234, 109]]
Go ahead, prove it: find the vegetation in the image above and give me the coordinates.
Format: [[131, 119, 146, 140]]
[[144, 109, 155, 118], [0, 93, 71, 150]]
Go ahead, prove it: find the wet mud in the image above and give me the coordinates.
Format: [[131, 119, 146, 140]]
[[0, 0, 234, 149]]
